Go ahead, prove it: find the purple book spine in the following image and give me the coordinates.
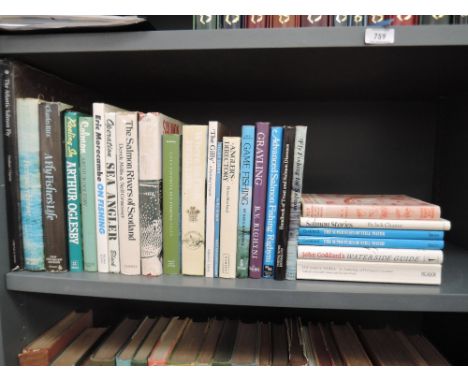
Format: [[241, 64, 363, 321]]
[[248, 122, 270, 278]]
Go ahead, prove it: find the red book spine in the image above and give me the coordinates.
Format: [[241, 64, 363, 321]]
[[271, 15, 300, 28], [390, 15, 419, 25], [245, 15, 268, 28]]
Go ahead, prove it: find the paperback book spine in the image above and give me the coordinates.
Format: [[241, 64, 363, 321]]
[[64, 111, 84, 272], [331, 15, 350, 26], [245, 15, 268, 28], [249, 122, 270, 278], [286, 125, 307, 280], [79, 116, 98, 271], [116, 112, 141, 275], [182, 125, 207, 276], [297, 246, 444, 264], [420, 15, 451, 24], [220, 15, 243, 29], [193, 15, 217, 29], [296, 259, 442, 285], [349, 15, 367, 26], [300, 15, 329, 26], [213, 142, 223, 278], [275, 126, 296, 280], [297, 236, 445, 250], [298, 227, 444, 240], [219, 137, 241, 278], [263, 126, 284, 278], [105, 112, 120, 273], [390, 15, 419, 25], [271, 15, 300, 28], [40, 103, 69, 271], [236, 125, 255, 278], [367, 15, 388, 26], [162, 134, 181, 275]]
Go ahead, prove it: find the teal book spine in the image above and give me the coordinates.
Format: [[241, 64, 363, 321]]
[[65, 111, 84, 272], [17, 98, 45, 271], [79, 116, 98, 271], [115, 358, 132, 366]]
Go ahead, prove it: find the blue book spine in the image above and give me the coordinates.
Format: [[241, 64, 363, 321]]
[[115, 357, 132, 366], [262, 126, 284, 278], [298, 227, 445, 240], [297, 236, 445, 249], [236, 125, 255, 278], [213, 142, 223, 278]]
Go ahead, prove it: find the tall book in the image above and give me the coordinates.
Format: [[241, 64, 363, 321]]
[[271, 15, 300, 28], [249, 122, 270, 279], [64, 111, 85, 272], [219, 136, 241, 279], [181, 125, 208, 276], [169, 320, 208, 365], [245, 15, 269, 28], [391, 15, 419, 25], [193, 15, 217, 29], [212, 319, 238, 365], [220, 15, 243, 29], [285, 125, 307, 280], [79, 116, 98, 271], [116, 112, 141, 275], [213, 142, 223, 277], [300, 15, 329, 27], [230, 322, 259, 365], [349, 15, 367, 26], [274, 126, 296, 280], [162, 134, 181, 275], [420, 15, 451, 24], [116, 317, 157, 366], [236, 125, 255, 278], [195, 319, 225, 365], [39, 102, 71, 272], [131, 316, 171, 366], [331, 15, 350, 26], [262, 126, 283, 278], [205, 121, 228, 278], [148, 317, 189, 366]]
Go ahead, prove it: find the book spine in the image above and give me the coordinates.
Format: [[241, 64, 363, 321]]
[[213, 142, 223, 278], [297, 246, 444, 264], [296, 259, 442, 285], [181, 125, 207, 276], [453, 15, 468, 24], [40, 104, 68, 271], [236, 126, 255, 278], [331, 15, 350, 26], [1, 62, 24, 269], [79, 116, 98, 271], [17, 98, 45, 271], [297, 236, 445, 249], [275, 126, 296, 280], [162, 134, 181, 275], [220, 15, 243, 29], [245, 15, 268, 28], [299, 217, 451, 231], [65, 111, 83, 272], [298, 227, 444, 240], [420, 15, 451, 24], [271, 15, 300, 28], [105, 113, 120, 273], [263, 127, 284, 278], [390, 15, 419, 25], [300, 15, 329, 27], [249, 123, 270, 278], [367, 15, 388, 26], [116, 112, 141, 275], [286, 126, 307, 280], [219, 137, 241, 278], [349, 15, 367, 26], [193, 15, 217, 29]]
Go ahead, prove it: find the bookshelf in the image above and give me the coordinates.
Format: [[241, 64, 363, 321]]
[[2, 23, 468, 365]]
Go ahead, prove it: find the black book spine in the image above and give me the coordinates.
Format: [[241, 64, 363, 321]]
[[453, 15, 468, 24], [39, 103, 69, 271], [220, 15, 243, 29], [1, 61, 24, 270], [420, 15, 451, 24], [274, 126, 296, 280]]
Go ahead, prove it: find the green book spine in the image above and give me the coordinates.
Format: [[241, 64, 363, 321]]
[[79, 116, 98, 271], [162, 134, 181, 275]]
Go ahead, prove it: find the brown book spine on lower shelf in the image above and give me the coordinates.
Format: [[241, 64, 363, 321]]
[[257, 322, 272, 366], [308, 322, 332, 366], [330, 322, 372, 366], [195, 319, 224, 365], [271, 15, 300, 28], [319, 322, 344, 366], [404, 331, 450, 366], [271, 322, 288, 366]]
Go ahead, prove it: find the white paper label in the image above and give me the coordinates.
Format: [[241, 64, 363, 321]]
[[365, 28, 395, 45]]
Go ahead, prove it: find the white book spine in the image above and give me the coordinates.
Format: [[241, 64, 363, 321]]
[[296, 259, 442, 285], [182, 125, 208, 276], [105, 112, 120, 273], [116, 112, 141, 275], [298, 246, 444, 264], [299, 217, 452, 231], [219, 137, 241, 279]]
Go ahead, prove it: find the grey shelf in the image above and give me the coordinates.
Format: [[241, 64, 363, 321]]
[[5, 245, 468, 312]]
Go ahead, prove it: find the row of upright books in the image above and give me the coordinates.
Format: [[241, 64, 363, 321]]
[[194, 15, 468, 29], [18, 310, 450, 366]]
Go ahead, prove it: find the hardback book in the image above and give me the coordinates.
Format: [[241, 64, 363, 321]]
[[219, 136, 241, 278], [181, 125, 208, 276], [79, 116, 98, 272], [116, 112, 141, 275], [236, 125, 255, 278], [169, 320, 208, 365], [139, 112, 183, 276], [299, 320, 316, 366], [116, 317, 157, 366], [245, 15, 269, 28], [249, 122, 270, 278], [391, 15, 419, 25], [319, 323, 344, 366], [93, 103, 124, 273], [404, 331, 450, 366], [297, 259, 442, 285], [394, 330, 429, 366], [453, 15, 468, 24], [162, 134, 181, 275], [271, 322, 288, 366], [301, 194, 442, 220], [220, 15, 243, 29], [271, 15, 300, 28], [230, 322, 259, 365], [205, 121, 228, 278], [89, 317, 141, 366], [104, 112, 120, 273], [349, 15, 367, 26], [307, 322, 332, 366], [131, 316, 171, 366], [330, 322, 372, 366], [18, 310, 93, 365], [300, 15, 329, 27], [65, 111, 86, 272], [263, 126, 284, 278], [212, 319, 238, 365], [274, 126, 296, 280], [39, 102, 71, 272], [331, 15, 350, 26], [257, 322, 272, 366], [195, 319, 225, 365], [298, 246, 444, 264], [300, 216, 451, 231], [193, 15, 217, 29], [147, 317, 189, 366], [285, 318, 307, 366], [286, 125, 307, 280], [51, 327, 107, 366], [367, 15, 387, 25], [298, 227, 445, 240], [213, 142, 223, 277], [420, 15, 451, 24]]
